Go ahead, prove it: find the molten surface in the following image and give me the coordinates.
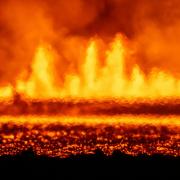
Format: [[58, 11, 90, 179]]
[[0, 115, 179, 157], [0, 100, 179, 157]]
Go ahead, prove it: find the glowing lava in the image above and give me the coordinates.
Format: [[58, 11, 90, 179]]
[[0, 115, 179, 157], [0, 34, 180, 100], [0, 35, 179, 157]]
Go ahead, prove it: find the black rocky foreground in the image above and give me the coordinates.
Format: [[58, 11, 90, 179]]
[[0, 149, 179, 178], [0, 97, 179, 177]]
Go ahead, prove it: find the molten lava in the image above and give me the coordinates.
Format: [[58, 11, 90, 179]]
[[0, 0, 180, 158], [1, 34, 180, 100], [16, 44, 59, 99]]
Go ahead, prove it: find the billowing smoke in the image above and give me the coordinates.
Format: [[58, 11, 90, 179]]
[[0, 0, 180, 86]]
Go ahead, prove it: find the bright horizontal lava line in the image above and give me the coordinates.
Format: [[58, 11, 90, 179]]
[[0, 115, 180, 127]]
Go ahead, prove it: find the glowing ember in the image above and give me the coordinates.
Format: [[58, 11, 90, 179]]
[[0, 115, 179, 157]]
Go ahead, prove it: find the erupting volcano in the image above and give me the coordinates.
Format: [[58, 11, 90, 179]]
[[0, 0, 179, 157]]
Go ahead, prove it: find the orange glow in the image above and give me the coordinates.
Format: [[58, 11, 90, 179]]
[[0, 34, 180, 100], [1, 115, 180, 127], [0, 85, 13, 100], [0, 115, 179, 157], [0, 1, 180, 159], [16, 44, 60, 99]]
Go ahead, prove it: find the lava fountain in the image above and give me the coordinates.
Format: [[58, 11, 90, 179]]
[[0, 0, 179, 157]]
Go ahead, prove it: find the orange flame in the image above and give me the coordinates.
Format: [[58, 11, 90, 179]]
[[1, 34, 180, 100], [16, 44, 59, 99], [0, 85, 13, 100]]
